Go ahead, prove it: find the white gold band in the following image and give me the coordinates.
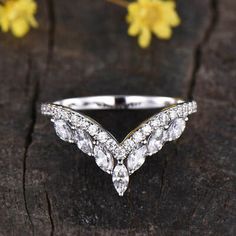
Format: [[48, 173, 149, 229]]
[[52, 95, 185, 110]]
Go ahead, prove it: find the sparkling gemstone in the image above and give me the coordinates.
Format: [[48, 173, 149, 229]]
[[177, 106, 183, 117], [127, 145, 147, 174], [162, 130, 169, 142], [159, 113, 170, 125], [112, 164, 129, 196], [114, 147, 126, 160], [192, 101, 197, 112], [141, 124, 152, 136], [80, 119, 89, 129], [54, 119, 73, 142], [133, 131, 144, 143], [97, 131, 108, 143], [70, 114, 81, 125], [169, 109, 177, 120], [123, 139, 135, 152], [94, 146, 114, 174], [53, 111, 62, 120], [76, 129, 94, 155], [167, 118, 186, 141], [65, 112, 72, 121], [106, 139, 118, 152], [41, 104, 49, 114], [150, 118, 160, 128], [183, 104, 188, 117], [147, 128, 164, 155], [59, 111, 69, 120], [187, 103, 193, 114], [88, 124, 99, 136], [154, 127, 163, 137]]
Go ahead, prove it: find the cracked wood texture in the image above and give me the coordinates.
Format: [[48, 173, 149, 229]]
[[0, 0, 235, 235]]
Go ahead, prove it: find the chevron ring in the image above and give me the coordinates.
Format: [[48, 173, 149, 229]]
[[41, 96, 197, 196]]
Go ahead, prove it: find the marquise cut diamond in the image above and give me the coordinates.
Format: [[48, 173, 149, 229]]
[[94, 146, 114, 174], [127, 145, 147, 174], [167, 118, 186, 141], [76, 129, 94, 155], [54, 120, 73, 142], [147, 128, 164, 155], [112, 164, 129, 196]]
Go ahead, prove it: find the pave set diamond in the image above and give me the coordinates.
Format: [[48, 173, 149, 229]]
[[41, 101, 197, 196]]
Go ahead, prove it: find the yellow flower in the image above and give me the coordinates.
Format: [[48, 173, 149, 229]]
[[0, 0, 38, 38], [127, 0, 181, 48]]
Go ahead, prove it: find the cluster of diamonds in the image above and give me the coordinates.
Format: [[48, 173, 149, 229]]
[[41, 101, 197, 196]]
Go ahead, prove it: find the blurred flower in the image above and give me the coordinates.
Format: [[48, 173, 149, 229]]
[[0, 0, 38, 38], [108, 0, 181, 48], [127, 0, 181, 48]]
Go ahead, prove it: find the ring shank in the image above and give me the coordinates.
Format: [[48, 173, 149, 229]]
[[53, 96, 185, 110]]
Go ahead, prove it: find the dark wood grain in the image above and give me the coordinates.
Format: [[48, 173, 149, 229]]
[[0, 0, 235, 235]]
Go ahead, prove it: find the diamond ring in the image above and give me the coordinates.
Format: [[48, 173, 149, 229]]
[[41, 96, 197, 196]]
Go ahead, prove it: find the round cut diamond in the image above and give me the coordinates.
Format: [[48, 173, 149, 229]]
[[106, 139, 118, 152], [112, 164, 129, 196], [70, 114, 81, 126], [159, 113, 170, 125], [192, 101, 197, 112], [169, 109, 177, 120], [123, 139, 135, 152], [53, 112, 62, 120], [167, 118, 186, 141], [114, 147, 126, 160], [182, 104, 188, 117], [133, 131, 144, 143], [61, 111, 70, 121], [150, 118, 160, 128], [127, 145, 147, 174], [147, 128, 164, 155], [94, 146, 114, 174], [88, 124, 99, 136], [177, 106, 183, 117], [76, 129, 94, 155], [188, 103, 193, 114], [54, 119, 73, 142], [97, 131, 109, 143], [154, 127, 163, 137], [80, 119, 89, 129]]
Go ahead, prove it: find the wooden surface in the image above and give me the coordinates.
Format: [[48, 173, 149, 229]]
[[0, 0, 235, 235]]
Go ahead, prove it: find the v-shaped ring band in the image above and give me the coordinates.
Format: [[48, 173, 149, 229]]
[[41, 96, 197, 196]]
